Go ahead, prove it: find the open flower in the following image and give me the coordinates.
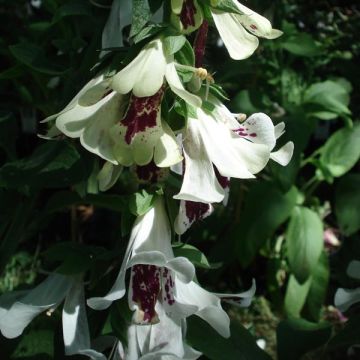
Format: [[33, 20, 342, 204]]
[[210, 1, 282, 60], [111, 38, 201, 108], [0, 274, 105, 360], [174, 99, 293, 205], [88, 197, 253, 338], [173, 107, 271, 204]]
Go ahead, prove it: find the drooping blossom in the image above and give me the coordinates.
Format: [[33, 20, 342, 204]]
[[0, 274, 105, 360], [174, 99, 293, 205], [87, 197, 254, 340], [210, 0, 283, 60]]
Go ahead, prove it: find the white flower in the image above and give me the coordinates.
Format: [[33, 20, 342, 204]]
[[44, 73, 183, 167], [335, 260, 360, 312], [88, 197, 253, 338], [174, 100, 293, 204], [211, 1, 282, 60], [0, 274, 105, 360], [111, 38, 201, 108], [173, 107, 270, 204]]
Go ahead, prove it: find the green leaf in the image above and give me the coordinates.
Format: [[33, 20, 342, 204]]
[[284, 274, 312, 318], [287, 207, 323, 284], [277, 319, 332, 360], [335, 173, 360, 236], [236, 184, 298, 267], [163, 35, 186, 56], [319, 122, 360, 178], [9, 42, 66, 75], [207, 0, 245, 15], [130, 0, 151, 37], [0, 112, 18, 159], [305, 252, 329, 321], [187, 316, 271, 360], [133, 24, 166, 44], [173, 243, 215, 269], [303, 79, 351, 117], [44, 242, 110, 275], [129, 190, 155, 216], [175, 39, 195, 67], [0, 141, 92, 191], [53, 1, 92, 22], [44, 191, 127, 213], [281, 33, 321, 57]]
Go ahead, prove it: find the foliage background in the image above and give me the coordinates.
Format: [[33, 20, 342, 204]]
[[0, 0, 359, 359]]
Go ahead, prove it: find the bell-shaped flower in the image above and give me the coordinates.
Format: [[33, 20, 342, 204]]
[[87, 196, 197, 323], [0, 274, 105, 359], [88, 196, 255, 340], [173, 107, 271, 204], [335, 260, 360, 312], [109, 87, 183, 167], [111, 38, 201, 108], [210, 0, 282, 60]]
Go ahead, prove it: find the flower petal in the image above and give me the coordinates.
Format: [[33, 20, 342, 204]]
[[154, 121, 183, 168], [63, 278, 106, 360], [42, 74, 106, 123], [0, 274, 71, 339], [112, 39, 167, 97], [233, 112, 277, 150], [335, 287, 360, 312], [233, 1, 283, 39], [270, 141, 294, 166], [211, 10, 259, 60], [197, 110, 269, 178], [165, 62, 202, 108], [173, 118, 225, 203], [175, 279, 230, 338], [215, 279, 256, 308], [174, 200, 214, 235], [80, 93, 124, 164], [347, 260, 360, 280]]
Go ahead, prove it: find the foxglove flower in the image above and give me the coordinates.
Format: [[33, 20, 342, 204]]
[[88, 197, 253, 338], [0, 274, 105, 359], [335, 260, 360, 312], [210, 0, 282, 60], [111, 38, 201, 108], [174, 100, 293, 205], [173, 107, 270, 204]]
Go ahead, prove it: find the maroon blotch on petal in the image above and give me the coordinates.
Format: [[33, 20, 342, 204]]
[[121, 87, 164, 145], [180, 0, 197, 29], [131, 264, 161, 323], [185, 201, 212, 223]]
